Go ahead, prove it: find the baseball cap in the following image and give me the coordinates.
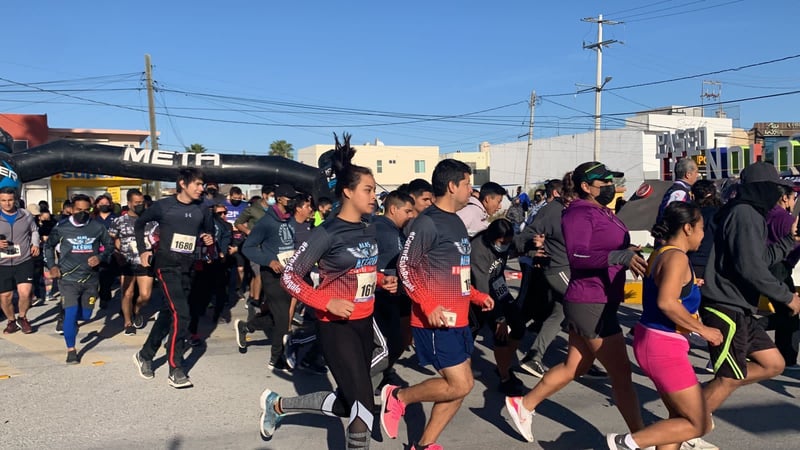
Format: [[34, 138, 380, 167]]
[[275, 184, 298, 198], [740, 161, 794, 187], [575, 161, 624, 183]]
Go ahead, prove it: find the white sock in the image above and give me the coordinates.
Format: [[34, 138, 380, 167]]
[[624, 434, 640, 449]]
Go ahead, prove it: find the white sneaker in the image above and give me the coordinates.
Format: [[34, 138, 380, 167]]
[[680, 437, 719, 450], [504, 396, 534, 442]]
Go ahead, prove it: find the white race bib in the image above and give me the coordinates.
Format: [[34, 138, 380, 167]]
[[460, 267, 471, 296], [491, 276, 509, 300], [355, 271, 377, 303], [170, 233, 196, 254], [0, 245, 21, 259], [277, 250, 295, 267]]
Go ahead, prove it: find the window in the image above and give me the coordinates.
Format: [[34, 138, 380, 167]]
[[414, 160, 426, 173], [376, 160, 383, 173]]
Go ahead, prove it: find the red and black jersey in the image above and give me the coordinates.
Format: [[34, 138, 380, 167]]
[[281, 216, 385, 322], [399, 204, 490, 329]]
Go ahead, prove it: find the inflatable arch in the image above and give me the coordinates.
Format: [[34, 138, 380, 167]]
[[0, 131, 335, 201]]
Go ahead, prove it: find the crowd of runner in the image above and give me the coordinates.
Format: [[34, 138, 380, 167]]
[[1, 138, 798, 449]]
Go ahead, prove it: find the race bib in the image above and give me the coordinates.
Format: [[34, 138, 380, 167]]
[[170, 233, 196, 254], [491, 276, 509, 300], [277, 250, 295, 266], [355, 271, 377, 303], [0, 245, 21, 259], [460, 267, 471, 296]]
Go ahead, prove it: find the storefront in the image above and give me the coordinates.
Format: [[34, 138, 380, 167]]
[[50, 172, 145, 212]]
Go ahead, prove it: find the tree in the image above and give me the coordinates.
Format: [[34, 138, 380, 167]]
[[186, 143, 206, 153], [269, 140, 294, 159]]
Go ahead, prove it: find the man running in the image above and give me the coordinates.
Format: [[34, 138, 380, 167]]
[[0, 187, 41, 334], [383, 159, 494, 449], [132, 168, 214, 388]]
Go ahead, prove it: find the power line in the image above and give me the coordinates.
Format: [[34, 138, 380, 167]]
[[604, 0, 677, 17], [609, 0, 705, 20], [624, 0, 745, 23]]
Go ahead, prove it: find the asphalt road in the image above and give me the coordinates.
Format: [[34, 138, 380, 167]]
[[1, 277, 799, 449]]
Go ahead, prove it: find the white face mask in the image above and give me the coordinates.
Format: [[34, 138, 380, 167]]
[[493, 242, 510, 253], [266, 196, 276, 206]]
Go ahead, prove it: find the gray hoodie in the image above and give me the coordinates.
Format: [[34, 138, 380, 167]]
[[0, 208, 40, 266]]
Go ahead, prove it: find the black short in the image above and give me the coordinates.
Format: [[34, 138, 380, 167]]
[[701, 304, 776, 380], [60, 279, 99, 309], [120, 263, 154, 277], [564, 301, 622, 339], [0, 259, 35, 293]]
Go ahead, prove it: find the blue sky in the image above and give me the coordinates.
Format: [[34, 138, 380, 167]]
[[2, 0, 798, 156]]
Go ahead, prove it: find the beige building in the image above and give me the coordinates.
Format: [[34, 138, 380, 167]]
[[441, 142, 491, 186], [297, 140, 440, 192]]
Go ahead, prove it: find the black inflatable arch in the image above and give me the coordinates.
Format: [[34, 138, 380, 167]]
[[0, 139, 334, 201]]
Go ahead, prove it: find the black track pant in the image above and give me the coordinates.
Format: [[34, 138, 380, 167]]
[[261, 269, 292, 364], [140, 267, 191, 370]]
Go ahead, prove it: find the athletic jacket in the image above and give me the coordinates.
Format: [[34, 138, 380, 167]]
[[0, 208, 40, 266]]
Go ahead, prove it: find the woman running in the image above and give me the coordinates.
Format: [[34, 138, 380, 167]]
[[259, 133, 398, 450], [607, 201, 722, 449], [505, 161, 647, 443]]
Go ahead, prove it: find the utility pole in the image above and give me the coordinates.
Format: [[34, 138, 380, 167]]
[[523, 91, 536, 190], [582, 14, 621, 161], [145, 54, 160, 197]]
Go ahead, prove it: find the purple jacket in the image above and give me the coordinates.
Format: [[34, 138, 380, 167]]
[[766, 205, 800, 268], [562, 199, 630, 304]]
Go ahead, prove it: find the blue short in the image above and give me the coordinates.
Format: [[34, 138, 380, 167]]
[[412, 326, 473, 371]]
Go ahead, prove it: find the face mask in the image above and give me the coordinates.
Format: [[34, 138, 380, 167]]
[[493, 242, 510, 253], [207, 188, 218, 196], [98, 205, 112, 213], [230, 199, 242, 206], [266, 197, 276, 206], [73, 211, 90, 224], [133, 205, 146, 216], [595, 185, 617, 206]]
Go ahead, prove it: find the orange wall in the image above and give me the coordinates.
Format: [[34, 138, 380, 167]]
[[0, 113, 49, 148]]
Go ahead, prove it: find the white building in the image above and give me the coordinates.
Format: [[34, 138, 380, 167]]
[[488, 106, 734, 192]]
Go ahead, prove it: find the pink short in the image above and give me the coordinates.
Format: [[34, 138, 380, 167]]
[[633, 323, 698, 394]]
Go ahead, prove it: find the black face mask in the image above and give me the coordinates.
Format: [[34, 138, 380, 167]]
[[73, 211, 90, 224], [98, 205, 112, 213], [230, 199, 242, 206], [595, 185, 617, 206], [207, 188, 218, 196], [133, 205, 146, 216]]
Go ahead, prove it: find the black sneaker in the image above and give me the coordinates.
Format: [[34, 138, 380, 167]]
[[283, 334, 297, 369], [167, 367, 193, 389], [606, 433, 636, 450], [188, 335, 203, 347], [132, 314, 145, 329], [235, 319, 248, 349], [519, 358, 546, 378], [498, 371, 526, 396], [56, 317, 64, 335], [269, 357, 293, 374], [581, 365, 608, 380], [66, 349, 79, 365], [133, 351, 155, 379], [124, 325, 136, 336], [300, 358, 328, 375]]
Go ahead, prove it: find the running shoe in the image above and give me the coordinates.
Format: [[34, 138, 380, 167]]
[[268, 357, 293, 374], [167, 367, 193, 389], [133, 351, 155, 379], [31, 296, 45, 307], [124, 325, 136, 336], [519, 358, 546, 378], [55, 317, 63, 335], [300, 359, 328, 375], [380, 384, 406, 439], [283, 334, 297, 369], [411, 443, 443, 450], [66, 349, 79, 365], [499, 374, 527, 397], [680, 438, 719, 450], [3, 319, 19, 334], [504, 396, 534, 442], [581, 365, 608, 379], [17, 317, 33, 334], [132, 314, 145, 329], [606, 433, 636, 450], [259, 388, 284, 438], [235, 319, 248, 349], [188, 334, 203, 347]]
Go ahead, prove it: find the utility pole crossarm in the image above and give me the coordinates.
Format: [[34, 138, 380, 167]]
[[582, 14, 621, 161]]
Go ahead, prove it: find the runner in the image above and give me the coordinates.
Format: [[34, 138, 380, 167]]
[[504, 162, 647, 443], [382, 158, 494, 449], [258, 133, 397, 450], [457, 181, 506, 237], [92, 193, 118, 310], [607, 202, 722, 449], [132, 168, 215, 388], [0, 187, 41, 334], [235, 185, 276, 307], [108, 189, 156, 336], [43, 194, 113, 364]]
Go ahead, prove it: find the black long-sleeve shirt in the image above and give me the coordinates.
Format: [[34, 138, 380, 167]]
[[44, 218, 113, 283], [134, 196, 214, 271]]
